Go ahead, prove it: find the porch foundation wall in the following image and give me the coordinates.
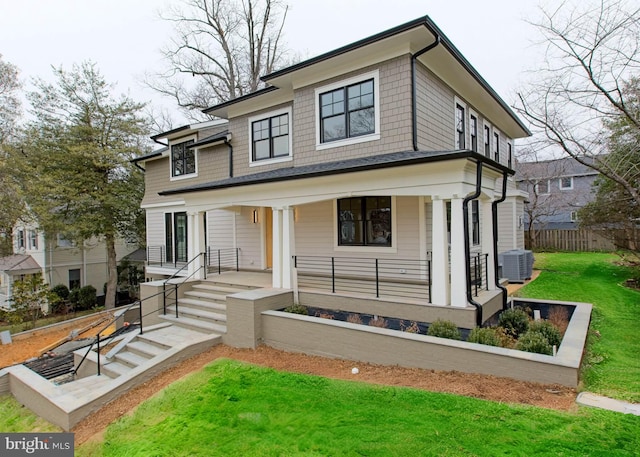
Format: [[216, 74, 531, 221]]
[[224, 289, 293, 348], [261, 309, 584, 387], [298, 291, 478, 328]]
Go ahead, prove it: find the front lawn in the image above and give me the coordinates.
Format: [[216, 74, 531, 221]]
[[514, 252, 640, 402], [78, 359, 639, 456]]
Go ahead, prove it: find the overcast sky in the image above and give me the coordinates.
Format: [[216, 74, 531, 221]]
[[0, 0, 545, 125]]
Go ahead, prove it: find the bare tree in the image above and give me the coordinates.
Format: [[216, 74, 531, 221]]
[[147, 0, 289, 120], [515, 0, 640, 207]]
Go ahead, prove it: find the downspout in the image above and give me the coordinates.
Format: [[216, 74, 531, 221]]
[[412, 33, 441, 151], [492, 171, 509, 310], [463, 159, 483, 326], [224, 134, 233, 178]]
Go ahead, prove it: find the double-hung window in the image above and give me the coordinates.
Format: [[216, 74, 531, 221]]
[[484, 125, 491, 157], [470, 114, 478, 152], [471, 200, 480, 245], [455, 103, 465, 149], [535, 180, 550, 195], [338, 197, 391, 247], [17, 230, 24, 249], [28, 230, 38, 250], [560, 177, 573, 190], [251, 112, 290, 161], [493, 132, 500, 162], [321, 79, 374, 143], [171, 140, 195, 177]]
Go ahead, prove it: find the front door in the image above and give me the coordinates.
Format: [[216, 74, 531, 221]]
[[265, 209, 273, 269]]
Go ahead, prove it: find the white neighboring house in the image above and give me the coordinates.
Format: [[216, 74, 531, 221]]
[[0, 219, 136, 311]]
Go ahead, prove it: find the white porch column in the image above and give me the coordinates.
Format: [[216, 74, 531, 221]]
[[482, 198, 497, 290], [431, 197, 450, 305], [450, 197, 467, 307], [281, 206, 295, 289], [187, 211, 206, 279], [271, 208, 283, 288]]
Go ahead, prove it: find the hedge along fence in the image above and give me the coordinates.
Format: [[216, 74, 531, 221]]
[[525, 228, 639, 252], [260, 298, 592, 387]]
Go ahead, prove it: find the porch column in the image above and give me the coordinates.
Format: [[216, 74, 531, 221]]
[[450, 197, 467, 307], [281, 206, 295, 289], [187, 211, 206, 279], [482, 198, 497, 290], [271, 208, 283, 288], [431, 197, 450, 305]]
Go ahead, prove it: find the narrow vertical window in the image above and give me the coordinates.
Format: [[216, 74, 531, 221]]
[[171, 140, 195, 177], [508, 142, 513, 168], [17, 230, 24, 249], [470, 115, 478, 152], [455, 104, 465, 149], [493, 132, 500, 162], [165, 213, 173, 263], [484, 125, 491, 157], [472, 200, 480, 245]]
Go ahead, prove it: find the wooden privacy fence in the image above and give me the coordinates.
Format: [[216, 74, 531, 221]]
[[525, 228, 638, 252]]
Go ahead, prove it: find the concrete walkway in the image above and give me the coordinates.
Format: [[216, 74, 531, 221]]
[[576, 392, 640, 416]]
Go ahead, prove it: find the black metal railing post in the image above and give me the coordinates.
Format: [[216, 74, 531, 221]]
[[96, 334, 101, 376], [163, 283, 167, 315], [427, 259, 432, 302], [484, 253, 489, 291], [375, 258, 380, 298], [218, 249, 221, 274], [331, 257, 335, 293], [235, 248, 239, 272], [139, 304, 143, 335], [174, 284, 179, 318]]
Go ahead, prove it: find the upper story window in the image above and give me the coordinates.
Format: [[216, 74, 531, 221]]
[[455, 103, 465, 149], [315, 71, 380, 150], [560, 177, 573, 190], [483, 124, 491, 158], [171, 140, 195, 178], [534, 180, 550, 195], [17, 229, 24, 249], [508, 142, 513, 168], [493, 131, 500, 162], [338, 196, 391, 247], [249, 108, 292, 165], [470, 113, 478, 152], [28, 230, 38, 250]]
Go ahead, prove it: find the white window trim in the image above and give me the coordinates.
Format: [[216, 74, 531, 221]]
[[559, 176, 574, 190], [169, 134, 198, 181], [248, 106, 293, 167], [469, 109, 479, 153], [454, 97, 467, 150], [483, 120, 493, 158], [570, 211, 578, 222], [493, 127, 502, 162], [534, 179, 550, 195], [332, 196, 397, 254], [315, 70, 381, 151]]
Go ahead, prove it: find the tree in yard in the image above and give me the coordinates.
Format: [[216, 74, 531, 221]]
[[10, 274, 59, 329], [147, 0, 290, 120], [14, 61, 149, 309], [514, 0, 640, 217]]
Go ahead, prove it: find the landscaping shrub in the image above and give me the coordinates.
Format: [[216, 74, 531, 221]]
[[368, 316, 388, 328], [467, 327, 502, 347], [283, 304, 308, 315], [547, 306, 570, 336], [68, 288, 80, 307], [51, 284, 70, 301], [516, 331, 553, 355], [77, 285, 97, 311], [426, 319, 461, 340], [347, 313, 363, 325], [498, 307, 530, 338], [528, 320, 562, 347]]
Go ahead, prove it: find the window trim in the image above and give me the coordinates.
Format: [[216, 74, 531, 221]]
[[315, 70, 380, 150], [454, 98, 466, 150], [559, 176, 574, 190], [333, 196, 397, 253], [471, 200, 480, 245], [493, 129, 501, 162], [248, 107, 293, 167], [169, 135, 197, 181], [469, 110, 479, 153], [17, 229, 24, 249], [534, 179, 550, 195], [570, 211, 578, 222], [28, 230, 38, 250], [483, 121, 492, 158]]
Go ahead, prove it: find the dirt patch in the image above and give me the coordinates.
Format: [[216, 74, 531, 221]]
[[72, 344, 577, 445]]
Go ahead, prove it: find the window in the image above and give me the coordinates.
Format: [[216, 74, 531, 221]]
[[57, 234, 74, 247], [250, 110, 291, 163], [508, 142, 513, 168], [570, 211, 578, 222], [165, 212, 188, 263], [17, 230, 24, 249], [535, 180, 549, 195], [493, 132, 500, 162], [68, 269, 81, 290], [560, 177, 573, 190], [471, 200, 480, 245], [455, 103, 465, 149], [338, 197, 391, 247], [321, 78, 374, 143], [171, 140, 195, 177], [470, 114, 478, 152], [484, 125, 491, 157], [28, 230, 38, 250]]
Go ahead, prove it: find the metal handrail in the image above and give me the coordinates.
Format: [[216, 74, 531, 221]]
[[162, 252, 207, 317], [205, 247, 240, 274]]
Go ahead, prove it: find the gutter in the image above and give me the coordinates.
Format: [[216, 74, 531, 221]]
[[411, 32, 441, 151], [462, 159, 483, 326], [492, 171, 509, 311], [224, 134, 233, 178]]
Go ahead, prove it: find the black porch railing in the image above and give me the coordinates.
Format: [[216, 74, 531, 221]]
[[293, 255, 432, 302], [146, 245, 187, 269], [470, 252, 490, 296], [162, 252, 208, 318], [206, 247, 240, 274]]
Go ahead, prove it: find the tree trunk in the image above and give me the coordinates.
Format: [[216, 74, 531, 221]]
[[105, 233, 118, 309]]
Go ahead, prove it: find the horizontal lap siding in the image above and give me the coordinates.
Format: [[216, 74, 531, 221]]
[[146, 211, 165, 248], [207, 209, 234, 248], [235, 207, 262, 269]]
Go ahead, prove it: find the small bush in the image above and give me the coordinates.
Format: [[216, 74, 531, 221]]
[[498, 307, 530, 338], [427, 319, 461, 340], [400, 320, 421, 334], [68, 288, 80, 306], [528, 320, 562, 347], [516, 331, 553, 355], [51, 284, 70, 301], [548, 306, 570, 336], [283, 304, 308, 315], [467, 327, 502, 347], [77, 285, 97, 311], [368, 316, 388, 328], [347, 313, 363, 325]]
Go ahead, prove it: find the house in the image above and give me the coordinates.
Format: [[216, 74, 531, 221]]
[[0, 218, 136, 310], [135, 16, 530, 327], [516, 157, 598, 230]]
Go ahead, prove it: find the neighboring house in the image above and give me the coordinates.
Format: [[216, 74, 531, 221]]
[[516, 157, 599, 230], [0, 219, 136, 310], [135, 16, 530, 324]]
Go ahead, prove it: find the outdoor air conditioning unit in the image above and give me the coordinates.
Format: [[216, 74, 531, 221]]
[[498, 249, 534, 283]]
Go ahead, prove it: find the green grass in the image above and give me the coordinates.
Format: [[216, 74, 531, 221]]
[[514, 252, 640, 402], [0, 395, 61, 433], [76, 359, 639, 457], [0, 308, 102, 334]]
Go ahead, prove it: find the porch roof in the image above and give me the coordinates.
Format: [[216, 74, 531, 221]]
[[159, 149, 513, 196], [0, 254, 41, 273]]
